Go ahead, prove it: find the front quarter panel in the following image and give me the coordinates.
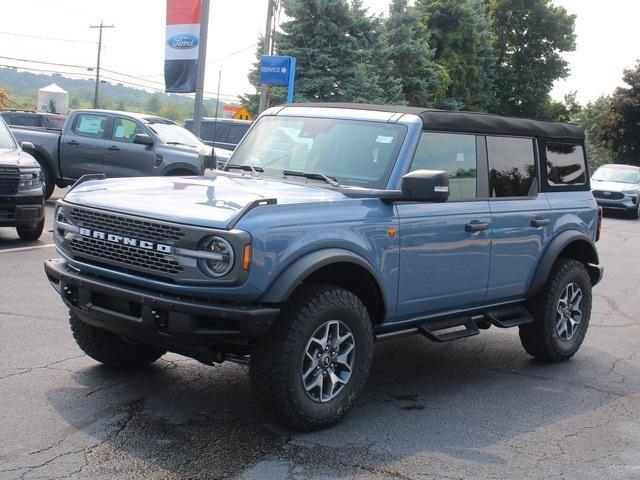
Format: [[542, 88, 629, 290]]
[[238, 198, 400, 316]]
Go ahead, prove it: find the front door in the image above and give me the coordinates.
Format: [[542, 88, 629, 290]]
[[396, 131, 491, 319], [102, 117, 156, 177]]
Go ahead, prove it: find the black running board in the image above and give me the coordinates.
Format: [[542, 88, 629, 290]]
[[485, 305, 533, 328], [418, 316, 480, 343]]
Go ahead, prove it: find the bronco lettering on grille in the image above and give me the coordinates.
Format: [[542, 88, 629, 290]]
[[78, 228, 173, 253]]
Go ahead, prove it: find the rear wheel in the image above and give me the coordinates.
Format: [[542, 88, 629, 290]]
[[520, 258, 592, 362], [16, 218, 44, 241], [249, 284, 373, 431], [70, 313, 166, 368]]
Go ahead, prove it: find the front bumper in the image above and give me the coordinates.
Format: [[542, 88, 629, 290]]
[[0, 195, 44, 226], [594, 194, 638, 211], [44, 259, 280, 362]]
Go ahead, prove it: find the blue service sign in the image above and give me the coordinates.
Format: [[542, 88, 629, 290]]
[[260, 55, 292, 86]]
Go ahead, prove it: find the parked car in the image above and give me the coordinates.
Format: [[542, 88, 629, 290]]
[[185, 117, 252, 151], [591, 163, 640, 218], [0, 117, 45, 240], [10, 109, 227, 199], [0, 110, 66, 130], [45, 103, 602, 431]]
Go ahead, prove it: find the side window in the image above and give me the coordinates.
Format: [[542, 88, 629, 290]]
[[112, 118, 145, 142], [74, 114, 108, 138], [227, 124, 249, 144], [410, 132, 477, 201], [546, 143, 587, 186], [487, 136, 536, 197]]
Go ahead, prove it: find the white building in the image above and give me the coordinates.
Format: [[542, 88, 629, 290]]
[[37, 83, 69, 114]]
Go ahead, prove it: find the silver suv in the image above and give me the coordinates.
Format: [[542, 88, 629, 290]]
[[591, 164, 640, 218]]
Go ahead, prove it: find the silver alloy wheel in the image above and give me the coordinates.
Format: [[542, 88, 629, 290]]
[[301, 320, 355, 403], [555, 282, 583, 341]]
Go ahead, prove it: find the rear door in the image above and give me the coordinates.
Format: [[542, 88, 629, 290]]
[[59, 113, 109, 179], [102, 117, 156, 177], [485, 136, 553, 301], [396, 131, 492, 318]]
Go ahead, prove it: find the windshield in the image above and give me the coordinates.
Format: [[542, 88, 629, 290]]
[[229, 116, 406, 189], [592, 166, 640, 184], [147, 121, 204, 147], [0, 118, 15, 150]]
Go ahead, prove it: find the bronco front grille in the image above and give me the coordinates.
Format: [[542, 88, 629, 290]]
[[70, 208, 185, 243], [593, 190, 624, 200], [70, 236, 183, 275]]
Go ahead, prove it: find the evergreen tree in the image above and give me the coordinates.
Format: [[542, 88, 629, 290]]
[[490, 0, 576, 118], [598, 63, 640, 165], [383, 0, 447, 107], [275, 0, 391, 103], [576, 96, 615, 171], [416, 0, 495, 111]]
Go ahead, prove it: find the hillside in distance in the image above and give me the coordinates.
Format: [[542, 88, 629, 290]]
[[0, 67, 234, 122]]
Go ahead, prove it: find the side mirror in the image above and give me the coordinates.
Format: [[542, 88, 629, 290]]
[[401, 169, 449, 202], [20, 141, 35, 154], [133, 134, 154, 147]]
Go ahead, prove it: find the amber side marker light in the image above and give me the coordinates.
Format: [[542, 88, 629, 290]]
[[242, 244, 252, 271]]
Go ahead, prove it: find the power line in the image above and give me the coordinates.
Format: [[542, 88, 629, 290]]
[[0, 64, 95, 78], [0, 55, 91, 70], [0, 31, 95, 44]]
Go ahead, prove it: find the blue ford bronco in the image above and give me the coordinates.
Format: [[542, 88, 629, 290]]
[[45, 104, 603, 430]]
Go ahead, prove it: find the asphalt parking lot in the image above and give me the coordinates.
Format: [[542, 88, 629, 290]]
[[1, 195, 639, 480]]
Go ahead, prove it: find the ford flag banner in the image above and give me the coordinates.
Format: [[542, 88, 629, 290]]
[[165, 0, 201, 93]]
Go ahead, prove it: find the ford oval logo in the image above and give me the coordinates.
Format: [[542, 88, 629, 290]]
[[167, 34, 199, 50]]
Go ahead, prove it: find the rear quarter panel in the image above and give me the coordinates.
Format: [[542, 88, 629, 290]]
[[546, 191, 598, 241]]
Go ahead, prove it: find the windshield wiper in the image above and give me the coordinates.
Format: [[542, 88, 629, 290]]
[[282, 170, 339, 187], [225, 163, 264, 174]]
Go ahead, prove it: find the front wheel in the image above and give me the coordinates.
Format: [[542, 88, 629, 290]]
[[17, 218, 44, 241], [249, 284, 373, 431], [520, 258, 592, 362]]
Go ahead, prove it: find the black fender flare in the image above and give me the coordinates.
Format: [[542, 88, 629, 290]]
[[30, 146, 59, 179], [527, 230, 601, 297], [260, 248, 387, 307]]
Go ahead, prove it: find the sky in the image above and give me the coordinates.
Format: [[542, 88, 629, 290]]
[[0, 0, 637, 106]]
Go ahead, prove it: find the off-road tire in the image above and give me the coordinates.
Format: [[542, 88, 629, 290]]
[[520, 258, 592, 362], [16, 218, 44, 241], [70, 313, 166, 368], [249, 284, 374, 431]]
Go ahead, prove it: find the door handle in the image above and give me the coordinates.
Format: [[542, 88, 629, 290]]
[[107, 145, 120, 151], [531, 218, 551, 227], [465, 222, 490, 232], [66, 140, 79, 146]]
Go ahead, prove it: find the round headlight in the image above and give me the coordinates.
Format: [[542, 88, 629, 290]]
[[200, 236, 234, 278]]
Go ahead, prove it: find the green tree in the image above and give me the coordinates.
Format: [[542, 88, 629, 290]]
[[576, 96, 614, 171], [159, 102, 181, 121], [382, 0, 446, 107], [490, 0, 576, 118], [147, 94, 161, 113], [416, 0, 494, 111], [275, 0, 390, 103], [0, 87, 9, 109], [116, 100, 126, 111], [598, 63, 640, 165]]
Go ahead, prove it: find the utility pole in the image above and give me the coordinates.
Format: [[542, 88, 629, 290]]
[[89, 21, 114, 109], [258, 0, 276, 114], [192, 0, 211, 138]]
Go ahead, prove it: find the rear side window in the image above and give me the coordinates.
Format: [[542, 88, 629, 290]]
[[487, 136, 536, 197], [411, 132, 477, 201], [74, 114, 108, 138], [546, 143, 587, 186]]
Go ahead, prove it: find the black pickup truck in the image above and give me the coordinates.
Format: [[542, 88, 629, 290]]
[[10, 109, 229, 199]]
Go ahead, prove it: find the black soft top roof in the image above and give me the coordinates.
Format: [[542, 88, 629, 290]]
[[284, 103, 584, 141]]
